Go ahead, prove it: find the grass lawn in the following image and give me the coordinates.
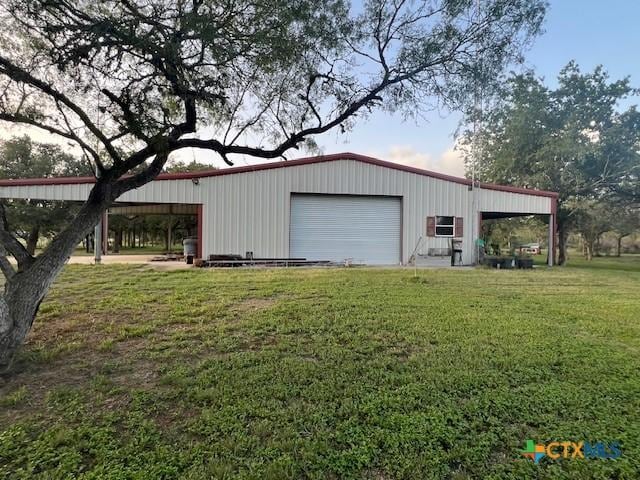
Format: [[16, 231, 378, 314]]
[[1, 260, 639, 479], [561, 254, 640, 272], [533, 250, 640, 272]]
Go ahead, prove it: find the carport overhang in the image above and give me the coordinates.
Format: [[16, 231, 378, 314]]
[[0, 172, 205, 261], [0, 196, 203, 260], [479, 197, 558, 266]]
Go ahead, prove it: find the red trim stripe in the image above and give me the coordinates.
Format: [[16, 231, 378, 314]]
[[196, 204, 203, 259], [0, 152, 559, 198]]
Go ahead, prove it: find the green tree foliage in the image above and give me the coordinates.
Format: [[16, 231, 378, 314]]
[[0, 136, 91, 254], [460, 63, 640, 264], [163, 160, 216, 174], [599, 204, 640, 257], [571, 200, 611, 261], [108, 214, 195, 253], [0, 0, 547, 169]]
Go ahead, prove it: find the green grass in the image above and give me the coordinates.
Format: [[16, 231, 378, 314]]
[[1, 260, 639, 479], [563, 254, 640, 272], [532, 250, 640, 272]]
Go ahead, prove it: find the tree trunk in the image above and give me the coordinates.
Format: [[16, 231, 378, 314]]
[[113, 228, 122, 253], [0, 277, 46, 370], [617, 236, 623, 257], [557, 222, 569, 266], [25, 226, 40, 256], [0, 186, 109, 372], [585, 239, 593, 261], [164, 227, 170, 252]]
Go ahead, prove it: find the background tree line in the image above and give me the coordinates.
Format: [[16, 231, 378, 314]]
[[460, 62, 640, 264]]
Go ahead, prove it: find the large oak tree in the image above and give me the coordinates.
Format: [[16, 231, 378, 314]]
[[0, 0, 546, 370], [460, 63, 640, 264]]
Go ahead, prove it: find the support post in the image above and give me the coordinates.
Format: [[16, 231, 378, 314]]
[[477, 210, 482, 265], [94, 216, 102, 264], [548, 213, 554, 267], [102, 211, 109, 256], [196, 204, 203, 259], [94, 163, 102, 264]]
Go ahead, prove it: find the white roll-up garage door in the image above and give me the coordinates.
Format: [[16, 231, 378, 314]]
[[290, 194, 401, 265]]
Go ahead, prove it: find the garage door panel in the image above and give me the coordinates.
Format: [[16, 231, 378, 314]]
[[290, 194, 401, 264]]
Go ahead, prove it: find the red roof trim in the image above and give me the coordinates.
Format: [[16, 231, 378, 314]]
[[0, 152, 559, 198]]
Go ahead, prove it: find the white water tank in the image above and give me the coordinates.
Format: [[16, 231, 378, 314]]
[[183, 237, 198, 257]]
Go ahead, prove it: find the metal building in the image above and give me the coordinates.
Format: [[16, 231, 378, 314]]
[[0, 152, 558, 265]]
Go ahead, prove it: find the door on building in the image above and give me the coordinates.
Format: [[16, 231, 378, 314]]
[[289, 194, 401, 265]]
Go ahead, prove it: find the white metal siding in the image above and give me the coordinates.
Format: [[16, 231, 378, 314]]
[[479, 188, 550, 214], [290, 194, 401, 264], [0, 158, 554, 264], [196, 160, 478, 263]]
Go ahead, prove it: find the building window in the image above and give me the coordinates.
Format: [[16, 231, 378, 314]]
[[435, 216, 454, 237]]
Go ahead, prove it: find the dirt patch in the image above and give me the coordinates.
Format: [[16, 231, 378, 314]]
[[0, 334, 156, 427], [28, 312, 100, 342], [300, 355, 319, 363], [106, 358, 160, 390], [153, 406, 200, 430], [233, 297, 279, 313]]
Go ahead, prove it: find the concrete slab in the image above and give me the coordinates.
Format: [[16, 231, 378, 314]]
[[66, 255, 193, 269]]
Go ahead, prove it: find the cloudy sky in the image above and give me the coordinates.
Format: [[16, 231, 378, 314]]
[[315, 0, 640, 177], [2, 0, 640, 178]]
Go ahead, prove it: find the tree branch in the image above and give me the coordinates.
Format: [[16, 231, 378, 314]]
[[114, 151, 170, 197], [171, 68, 422, 159], [100, 88, 150, 142], [0, 246, 16, 280], [0, 203, 34, 270], [0, 55, 121, 163], [0, 112, 101, 166]]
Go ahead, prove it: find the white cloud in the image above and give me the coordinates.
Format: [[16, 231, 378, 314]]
[[368, 145, 466, 177], [438, 147, 466, 177]]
